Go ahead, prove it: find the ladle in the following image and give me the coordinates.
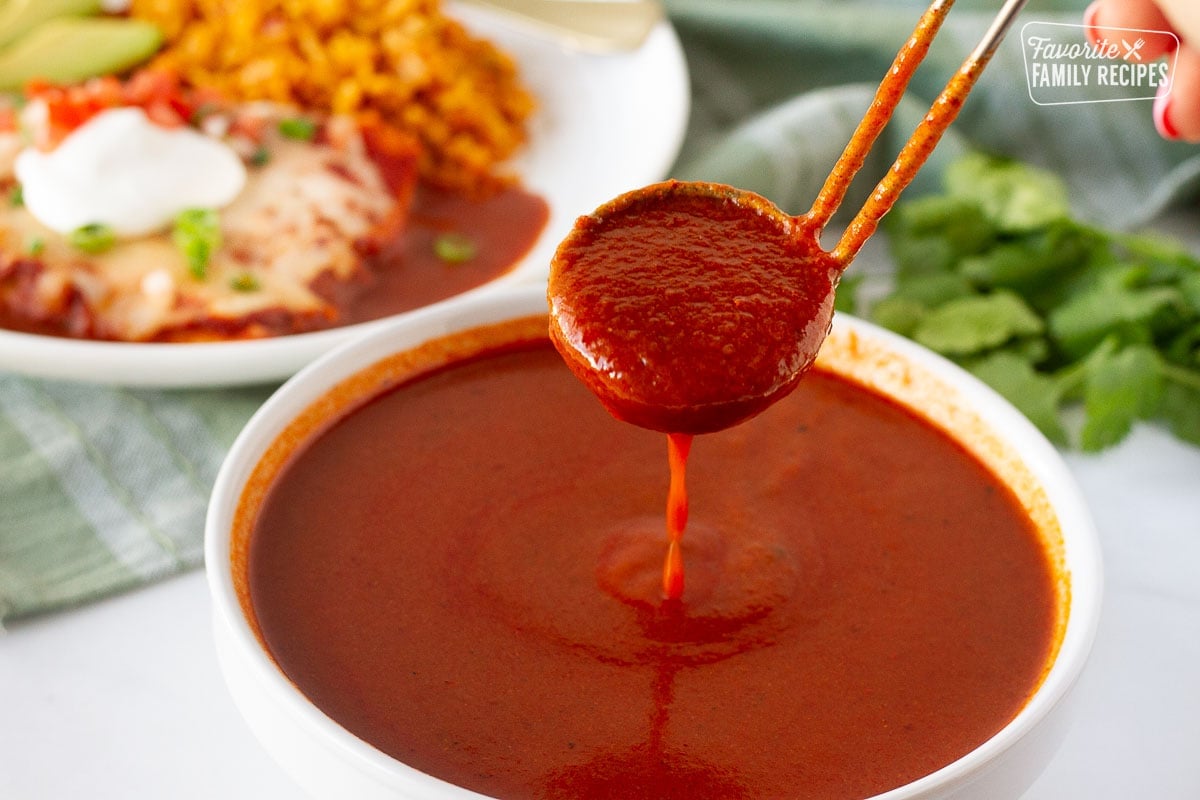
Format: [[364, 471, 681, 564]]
[[548, 0, 1030, 435]]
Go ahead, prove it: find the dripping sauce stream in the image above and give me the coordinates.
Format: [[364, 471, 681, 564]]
[[662, 432, 692, 601]]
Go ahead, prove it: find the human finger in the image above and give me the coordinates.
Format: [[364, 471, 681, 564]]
[[1085, 0, 1176, 62], [1155, 42, 1200, 141]]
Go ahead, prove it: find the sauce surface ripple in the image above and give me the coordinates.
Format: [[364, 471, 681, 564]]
[[248, 340, 1058, 800]]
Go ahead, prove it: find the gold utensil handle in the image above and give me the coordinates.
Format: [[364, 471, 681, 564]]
[[456, 0, 664, 53]]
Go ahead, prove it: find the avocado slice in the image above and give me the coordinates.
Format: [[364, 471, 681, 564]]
[[0, 0, 104, 50], [0, 18, 162, 90]]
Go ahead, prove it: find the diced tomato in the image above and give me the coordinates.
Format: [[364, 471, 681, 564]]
[[83, 76, 125, 109], [143, 101, 185, 128], [23, 69, 221, 149], [123, 69, 180, 106]]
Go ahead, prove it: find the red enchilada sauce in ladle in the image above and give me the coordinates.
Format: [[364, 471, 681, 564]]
[[549, 0, 1029, 599]]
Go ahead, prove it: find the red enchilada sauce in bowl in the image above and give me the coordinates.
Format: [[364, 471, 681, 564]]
[[231, 5, 1072, 795], [245, 317, 1061, 800]]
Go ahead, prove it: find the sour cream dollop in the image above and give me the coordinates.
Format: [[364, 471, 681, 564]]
[[15, 107, 247, 238]]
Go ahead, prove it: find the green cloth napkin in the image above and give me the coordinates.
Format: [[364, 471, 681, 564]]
[[0, 382, 269, 620], [3, 0, 1198, 622]]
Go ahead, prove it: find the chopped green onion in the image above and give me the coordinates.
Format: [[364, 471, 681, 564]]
[[173, 208, 222, 280], [249, 146, 270, 167], [9, 184, 23, 207], [278, 117, 317, 141], [229, 272, 260, 292], [69, 223, 116, 254], [433, 232, 476, 264], [27, 237, 43, 256]]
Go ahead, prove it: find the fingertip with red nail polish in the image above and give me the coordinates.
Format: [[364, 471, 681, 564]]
[[1154, 80, 1180, 140]]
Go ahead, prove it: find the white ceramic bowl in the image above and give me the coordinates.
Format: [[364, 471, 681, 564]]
[[206, 283, 1103, 800]]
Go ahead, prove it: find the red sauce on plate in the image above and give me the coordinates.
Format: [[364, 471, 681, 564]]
[[247, 332, 1059, 800], [341, 185, 548, 326]]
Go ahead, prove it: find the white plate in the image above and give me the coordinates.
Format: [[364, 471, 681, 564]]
[[0, 6, 689, 387]]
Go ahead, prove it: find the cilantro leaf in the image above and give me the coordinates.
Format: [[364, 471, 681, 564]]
[[890, 271, 974, 308], [1115, 229, 1199, 280], [967, 351, 1068, 444], [889, 233, 960, 276], [959, 220, 1098, 306], [888, 194, 996, 253], [1048, 283, 1185, 362], [870, 295, 927, 337], [1079, 344, 1163, 451], [852, 151, 1200, 451], [1178, 272, 1200, 316], [1164, 322, 1200, 368], [943, 153, 1070, 232], [911, 291, 1044, 357], [1160, 379, 1200, 447]]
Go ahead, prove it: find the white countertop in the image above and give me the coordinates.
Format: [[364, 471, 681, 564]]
[[2, 422, 1199, 799]]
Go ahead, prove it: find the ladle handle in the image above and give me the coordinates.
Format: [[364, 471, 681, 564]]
[[807, 0, 956, 231], [971, 0, 1029, 63], [832, 0, 1031, 265]]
